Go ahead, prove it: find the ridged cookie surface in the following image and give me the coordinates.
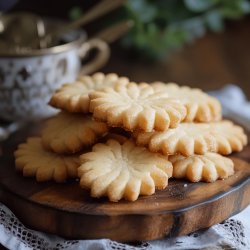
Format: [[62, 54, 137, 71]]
[[41, 112, 108, 154], [134, 120, 247, 156], [15, 137, 80, 182], [169, 153, 234, 182], [78, 139, 173, 202], [151, 82, 221, 122], [89, 82, 187, 132], [49, 72, 129, 113]]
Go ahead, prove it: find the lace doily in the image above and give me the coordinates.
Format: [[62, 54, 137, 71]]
[[1, 203, 250, 250]]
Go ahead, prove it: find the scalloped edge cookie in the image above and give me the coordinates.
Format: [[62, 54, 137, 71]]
[[151, 82, 222, 122], [169, 152, 234, 182], [15, 137, 80, 183], [41, 112, 108, 154], [49, 72, 129, 113], [78, 139, 173, 202], [134, 120, 247, 156], [89, 82, 187, 132]]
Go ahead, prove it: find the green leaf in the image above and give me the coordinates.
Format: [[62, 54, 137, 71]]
[[127, 0, 157, 22], [184, 0, 218, 12], [205, 10, 224, 32], [182, 17, 206, 39], [220, 0, 250, 19], [118, 0, 250, 60]]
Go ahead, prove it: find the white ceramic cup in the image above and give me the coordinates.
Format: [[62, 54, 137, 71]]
[[0, 33, 109, 122]]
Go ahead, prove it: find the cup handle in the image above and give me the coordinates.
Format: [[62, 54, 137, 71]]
[[78, 38, 110, 75]]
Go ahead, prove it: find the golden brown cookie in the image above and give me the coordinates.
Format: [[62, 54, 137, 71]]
[[15, 137, 80, 182], [151, 82, 222, 122], [78, 139, 173, 202], [49, 72, 129, 113], [169, 153, 234, 182], [134, 120, 247, 156], [41, 112, 108, 154], [89, 82, 187, 132]]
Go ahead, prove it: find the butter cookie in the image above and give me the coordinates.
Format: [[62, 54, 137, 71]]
[[15, 137, 80, 182], [49, 72, 129, 113], [78, 139, 173, 202]]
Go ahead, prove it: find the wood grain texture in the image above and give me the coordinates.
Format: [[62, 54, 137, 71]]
[[0, 123, 250, 242]]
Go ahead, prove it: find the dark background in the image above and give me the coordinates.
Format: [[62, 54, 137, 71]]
[[2, 0, 250, 97]]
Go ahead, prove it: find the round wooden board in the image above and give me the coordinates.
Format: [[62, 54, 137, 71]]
[[0, 122, 250, 242]]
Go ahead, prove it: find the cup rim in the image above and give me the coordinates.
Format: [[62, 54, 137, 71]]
[[0, 33, 87, 58]]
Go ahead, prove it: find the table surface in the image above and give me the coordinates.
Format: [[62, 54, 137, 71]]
[[102, 17, 250, 99]]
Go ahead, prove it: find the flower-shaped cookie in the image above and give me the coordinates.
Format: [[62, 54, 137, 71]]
[[15, 137, 80, 182], [151, 82, 222, 122], [42, 112, 108, 154], [49, 72, 129, 113], [169, 153, 234, 182], [134, 120, 247, 156], [78, 139, 173, 202], [89, 82, 187, 132]]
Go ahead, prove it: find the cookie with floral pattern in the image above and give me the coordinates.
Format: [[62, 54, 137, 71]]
[[78, 139, 173, 202]]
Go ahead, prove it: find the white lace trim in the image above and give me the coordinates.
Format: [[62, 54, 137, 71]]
[[1, 203, 250, 250], [0, 203, 151, 250]]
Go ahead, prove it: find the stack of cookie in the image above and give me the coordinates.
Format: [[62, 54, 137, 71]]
[[14, 73, 125, 183], [14, 73, 248, 202]]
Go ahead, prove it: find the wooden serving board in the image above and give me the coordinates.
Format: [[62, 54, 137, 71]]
[[0, 123, 250, 242]]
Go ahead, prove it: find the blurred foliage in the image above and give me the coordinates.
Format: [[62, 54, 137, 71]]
[[70, 0, 250, 60]]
